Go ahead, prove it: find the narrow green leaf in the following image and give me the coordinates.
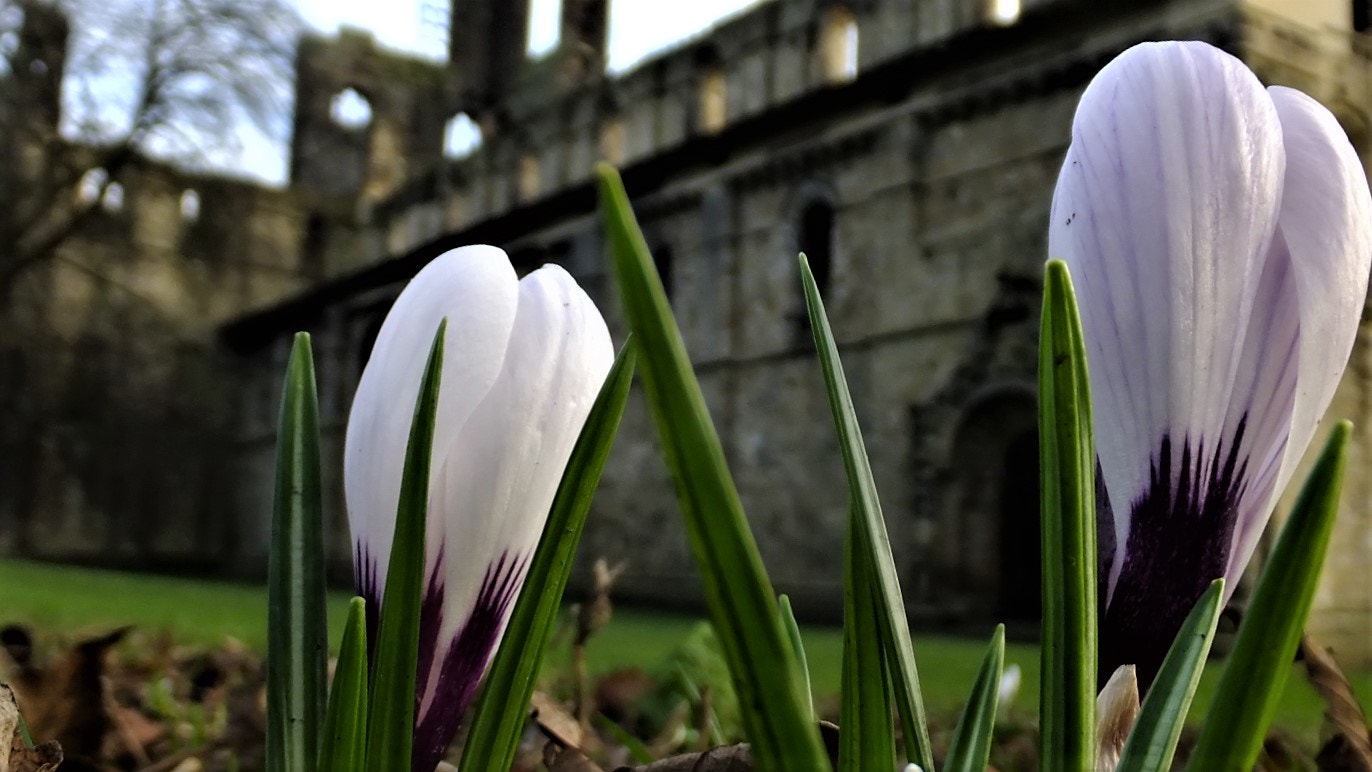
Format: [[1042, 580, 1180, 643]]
[[943, 625, 1005, 772], [778, 594, 814, 723], [320, 597, 369, 772], [594, 714, 655, 765], [266, 332, 328, 772], [1037, 259, 1096, 771], [15, 702, 33, 748], [458, 344, 636, 772], [1190, 422, 1351, 771], [1116, 579, 1223, 772], [798, 253, 933, 769], [839, 516, 895, 772], [597, 164, 830, 772], [363, 321, 446, 772]]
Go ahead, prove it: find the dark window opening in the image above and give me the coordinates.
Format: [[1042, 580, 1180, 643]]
[[652, 244, 674, 301], [302, 215, 328, 279], [795, 199, 835, 345], [996, 430, 1041, 622], [1356, 0, 1371, 32]]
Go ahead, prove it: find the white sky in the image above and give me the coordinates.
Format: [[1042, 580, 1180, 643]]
[[292, 0, 768, 72]]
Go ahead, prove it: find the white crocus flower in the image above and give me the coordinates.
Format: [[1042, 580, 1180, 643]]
[[344, 245, 613, 772], [1049, 41, 1372, 689]]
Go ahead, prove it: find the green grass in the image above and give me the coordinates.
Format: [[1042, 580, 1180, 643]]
[[1, 558, 1366, 749]]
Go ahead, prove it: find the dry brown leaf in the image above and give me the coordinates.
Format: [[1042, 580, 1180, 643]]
[[1, 684, 17, 772], [546, 744, 606, 772], [533, 690, 585, 749], [610, 743, 752, 771], [7, 625, 129, 763], [8, 741, 62, 772], [1300, 635, 1372, 771]]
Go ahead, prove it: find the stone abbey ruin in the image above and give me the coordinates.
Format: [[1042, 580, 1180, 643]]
[[1, 0, 1370, 664]]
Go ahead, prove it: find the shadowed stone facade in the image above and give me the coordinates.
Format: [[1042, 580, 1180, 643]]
[[4, 0, 1372, 665]]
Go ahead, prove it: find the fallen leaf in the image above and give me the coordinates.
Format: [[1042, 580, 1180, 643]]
[[1300, 635, 1372, 771]]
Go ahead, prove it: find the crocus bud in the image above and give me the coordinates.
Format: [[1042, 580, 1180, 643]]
[[344, 245, 613, 771], [1049, 41, 1372, 689]]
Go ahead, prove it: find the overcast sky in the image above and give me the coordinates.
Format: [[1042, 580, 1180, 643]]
[[292, 0, 767, 71]]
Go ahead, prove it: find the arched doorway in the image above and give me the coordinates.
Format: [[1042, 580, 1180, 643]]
[[996, 429, 1040, 621], [943, 388, 1040, 623]]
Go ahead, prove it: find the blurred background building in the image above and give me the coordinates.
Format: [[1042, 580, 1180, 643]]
[[1, 0, 1370, 665]]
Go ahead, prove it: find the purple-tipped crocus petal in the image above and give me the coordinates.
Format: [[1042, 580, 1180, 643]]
[[344, 246, 520, 620], [409, 264, 613, 772], [1049, 41, 1292, 687], [1226, 86, 1372, 580]]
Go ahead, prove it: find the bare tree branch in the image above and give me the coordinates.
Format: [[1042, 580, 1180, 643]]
[[0, 0, 300, 306]]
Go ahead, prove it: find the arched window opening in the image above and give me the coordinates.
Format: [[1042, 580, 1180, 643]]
[[946, 390, 1039, 623], [330, 87, 373, 130], [179, 189, 201, 222], [76, 168, 108, 204], [699, 68, 727, 134], [819, 6, 859, 84], [527, 0, 563, 56], [101, 181, 124, 213], [986, 0, 1021, 26], [794, 198, 835, 344], [444, 112, 483, 159], [599, 116, 625, 165], [517, 153, 541, 201]]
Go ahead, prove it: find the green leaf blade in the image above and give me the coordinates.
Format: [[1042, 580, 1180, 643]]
[[597, 164, 829, 772], [1037, 259, 1096, 771], [1189, 422, 1351, 771], [266, 332, 328, 772], [320, 597, 369, 772], [839, 518, 895, 772], [943, 625, 1006, 772], [1116, 579, 1223, 772], [363, 321, 447, 772], [778, 594, 814, 724], [798, 253, 933, 769], [458, 344, 636, 772]]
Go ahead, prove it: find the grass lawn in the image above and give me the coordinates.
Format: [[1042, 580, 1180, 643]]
[[2, 558, 1367, 749]]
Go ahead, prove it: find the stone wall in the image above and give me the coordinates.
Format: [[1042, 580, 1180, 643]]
[[0, 158, 310, 569], [4, 0, 1371, 667], [231, 0, 1372, 641]]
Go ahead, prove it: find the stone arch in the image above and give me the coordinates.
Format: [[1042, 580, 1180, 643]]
[[940, 383, 1040, 622]]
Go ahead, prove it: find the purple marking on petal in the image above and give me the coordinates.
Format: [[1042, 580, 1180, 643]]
[[412, 550, 531, 772], [1099, 416, 1250, 692], [353, 543, 382, 668], [416, 543, 447, 699]]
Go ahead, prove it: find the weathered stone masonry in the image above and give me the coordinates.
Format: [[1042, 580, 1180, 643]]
[[4, 0, 1370, 665]]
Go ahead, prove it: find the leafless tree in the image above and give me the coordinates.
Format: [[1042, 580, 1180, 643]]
[[0, 0, 300, 306]]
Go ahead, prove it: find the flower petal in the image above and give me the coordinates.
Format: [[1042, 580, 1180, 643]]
[[344, 245, 520, 614], [1227, 86, 1372, 579], [410, 264, 613, 769], [1048, 40, 1286, 598]]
